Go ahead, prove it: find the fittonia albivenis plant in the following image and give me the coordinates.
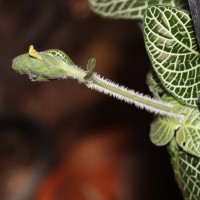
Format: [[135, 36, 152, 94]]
[[12, 0, 200, 199]]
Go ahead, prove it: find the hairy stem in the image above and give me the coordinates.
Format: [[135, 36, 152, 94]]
[[66, 65, 183, 120]]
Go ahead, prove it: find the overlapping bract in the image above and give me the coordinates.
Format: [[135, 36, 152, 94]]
[[12, 50, 74, 81]]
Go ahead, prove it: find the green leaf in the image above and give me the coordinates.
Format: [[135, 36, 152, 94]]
[[150, 94, 181, 146], [150, 115, 179, 146], [84, 57, 96, 79], [150, 93, 200, 158], [146, 71, 165, 99], [144, 5, 200, 107], [88, 0, 187, 20], [169, 139, 200, 200], [176, 107, 200, 158]]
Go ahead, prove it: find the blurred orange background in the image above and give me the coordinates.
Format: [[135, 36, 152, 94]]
[[0, 0, 182, 199]]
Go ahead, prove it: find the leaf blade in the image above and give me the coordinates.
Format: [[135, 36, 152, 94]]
[[169, 140, 200, 200], [176, 107, 200, 158], [150, 115, 178, 145], [144, 6, 200, 107], [88, 0, 186, 20]]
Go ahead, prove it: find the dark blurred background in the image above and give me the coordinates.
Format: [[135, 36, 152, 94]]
[[0, 0, 182, 199]]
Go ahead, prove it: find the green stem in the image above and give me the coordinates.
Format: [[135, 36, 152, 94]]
[[67, 65, 184, 120]]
